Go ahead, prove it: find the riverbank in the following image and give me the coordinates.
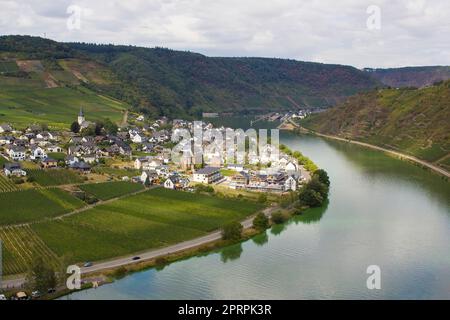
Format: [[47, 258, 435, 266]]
[[282, 120, 450, 179]]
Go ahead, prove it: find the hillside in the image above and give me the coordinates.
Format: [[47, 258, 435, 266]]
[[300, 81, 450, 170], [364, 66, 450, 88], [0, 35, 381, 120]]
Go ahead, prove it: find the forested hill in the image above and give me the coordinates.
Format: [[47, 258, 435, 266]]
[[0, 35, 380, 118], [300, 80, 450, 169], [363, 66, 450, 88]]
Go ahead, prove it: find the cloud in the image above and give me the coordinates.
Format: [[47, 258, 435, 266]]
[[0, 0, 448, 68]]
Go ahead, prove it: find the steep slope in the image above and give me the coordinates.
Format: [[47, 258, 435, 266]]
[[301, 81, 450, 168], [364, 66, 450, 88], [1, 35, 381, 119]]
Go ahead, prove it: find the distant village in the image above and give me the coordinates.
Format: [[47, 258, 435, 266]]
[[0, 108, 311, 194]]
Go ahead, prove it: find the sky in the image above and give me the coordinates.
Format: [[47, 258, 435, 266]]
[[0, 0, 449, 68]]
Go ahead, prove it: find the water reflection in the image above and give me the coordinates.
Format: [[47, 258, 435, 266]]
[[220, 243, 243, 263], [252, 232, 269, 247], [294, 200, 329, 225]]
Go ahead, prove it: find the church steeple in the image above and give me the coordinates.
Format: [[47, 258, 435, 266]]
[[78, 107, 85, 125]]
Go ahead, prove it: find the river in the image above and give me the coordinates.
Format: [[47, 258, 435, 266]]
[[63, 126, 450, 300]]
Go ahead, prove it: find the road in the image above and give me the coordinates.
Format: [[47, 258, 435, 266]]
[[1, 205, 278, 289]]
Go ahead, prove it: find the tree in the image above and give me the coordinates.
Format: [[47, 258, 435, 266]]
[[104, 118, 118, 135], [253, 212, 269, 230], [307, 178, 329, 199], [221, 221, 243, 241], [95, 122, 104, 136], [313, 169, 330, 187], [299, 188, 324, 207], [271, 211, 287, 224], [70, 121, 80, 133], [26, 256, 57, 294]]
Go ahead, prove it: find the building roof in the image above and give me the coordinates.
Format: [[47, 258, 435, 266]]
[[195, 166, 220, 175]]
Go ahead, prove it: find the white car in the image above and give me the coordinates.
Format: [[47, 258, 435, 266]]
[[0, 294, 7, 300]]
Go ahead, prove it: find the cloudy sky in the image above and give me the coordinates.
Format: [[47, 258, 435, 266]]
[[0, 0, 449, 68]]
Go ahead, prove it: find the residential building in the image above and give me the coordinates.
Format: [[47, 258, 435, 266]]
[[192, 167, 223, 184]]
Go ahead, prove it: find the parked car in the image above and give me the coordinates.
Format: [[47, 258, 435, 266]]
[[0, 294, 7, 300], [47, 288, 56, 294], [31, 291, 41, 298], [132, 256, 141, 261], [83, 262, 93, 267]]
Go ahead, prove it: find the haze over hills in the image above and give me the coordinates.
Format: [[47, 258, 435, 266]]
[[0, 35, 382, 120], [300, 80, 450, 170], [363, 66, 450, 88]]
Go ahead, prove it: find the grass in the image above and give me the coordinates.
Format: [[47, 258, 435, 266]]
[[92, 166, 140, 178], [0, 188, 85, 226], [27, 169, 85, 186], [78, 181, 145, 200], [32, 188, 263, 263], [47, 152, 66, 161]]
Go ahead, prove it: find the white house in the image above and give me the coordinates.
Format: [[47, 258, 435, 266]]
[[285, 161, 298, 172], [66, 156, 79, 166], [30, 146, 47, 160], [284, 175, 297, 192], [47, 145, 62, 153], [192, 167, 223, 184], [3, 163, 26, 177], [7, 146, 26, 161]]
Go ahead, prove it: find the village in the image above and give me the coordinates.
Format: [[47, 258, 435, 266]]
[[0, 108, 310, 195]]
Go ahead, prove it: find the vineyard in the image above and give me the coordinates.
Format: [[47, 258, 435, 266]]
[[0, 225, 60, 275], [78, 181, 145, 200], [0, 175, 19, 192], [27, 169, 85, 186], [0, 188, 85, 226]]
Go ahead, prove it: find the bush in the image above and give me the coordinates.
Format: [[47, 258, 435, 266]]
[[195, 184, 214, 193], [253, 212, 269, 230], [271, 211, 287, 224], [257, 193, 268, 204], [221, 221, 243, 241]]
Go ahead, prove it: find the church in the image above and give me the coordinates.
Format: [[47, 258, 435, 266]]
[[77, 107, 93, 130]]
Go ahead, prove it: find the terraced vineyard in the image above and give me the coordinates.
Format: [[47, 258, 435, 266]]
[[0, 225, 60, 275], [0, 175, 20, 192]]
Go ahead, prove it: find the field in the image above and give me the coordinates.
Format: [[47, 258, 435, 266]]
[[0, 82, 128, 129], [0, 175, 19, 192], [27, 169, 85, 186], [32, 188, 263, 263], [0, 188, 85, 226], [78, 181, 145, 200], [0, 225, 60, 275]]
